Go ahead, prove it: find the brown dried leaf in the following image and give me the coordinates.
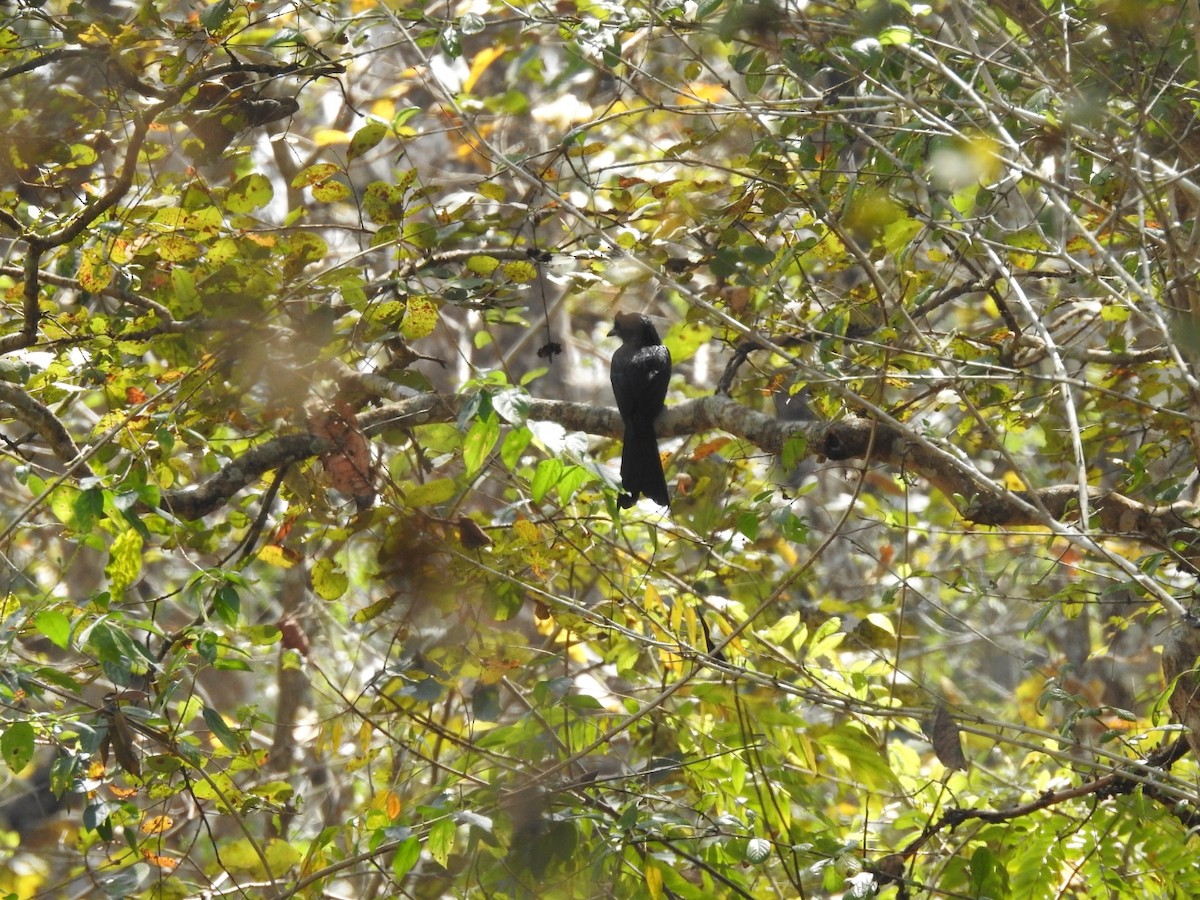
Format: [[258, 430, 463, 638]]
[[457, 516, 493, 550], [309, 399, 376, 509], [925, 701, 967, 772]]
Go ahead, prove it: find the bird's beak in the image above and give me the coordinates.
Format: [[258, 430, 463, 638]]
[[607, 324, 618, 337]]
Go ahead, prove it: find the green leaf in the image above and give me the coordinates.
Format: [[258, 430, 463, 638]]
[[427, 816, 455, 868], [463, 414, 500, 477], [500, 427, 532, 470], [466, 255, 500, 275], [214, 584, 240, 626], [51, 485, 104, 533], [363, 181, 408, 224], [202, 706, 242, 753], [348, 121, 388, 161], [501, 260, 538, 282], [225, 173, 273, 213], [86, 620, 152, 678], [781, 435, 807, 471], [556, 465, 590, 506], [312, 178, 351, 202], [312, 557, 349, 601], [392, 835, 421, 878], [291, 162, 342, 188], [263, 837, 302, 876], [79, 244, 113, 292], [1, 721, 35, 773], [745, 837, 771, 865], [406, 477, 458, 507], [530, 458, 563, 504], [200, 0, 233, 31], [664, 320, 714, 364], [35, 609, 71, 650]]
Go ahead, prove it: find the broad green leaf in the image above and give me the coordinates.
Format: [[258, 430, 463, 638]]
[[214, 584, 240, 626], [500, 427, 532, 470], [312, 557, 349, 601], [406, 477, 457, 507], [501, 260, 537, 282], [1, 721, 35, 773], [292, 162, 342, 188], [363, 181, 407, 224], [35, 609, 71, 650], [463, 413, 499, 477], [427, 816, 455, 868], [530, 458, 563, 503], [225, 173, 273, 213], [348, 121, 388, 161], [663, 320, 713, 364], [202, 706, 242, 753], [392, 836, 421, 878]]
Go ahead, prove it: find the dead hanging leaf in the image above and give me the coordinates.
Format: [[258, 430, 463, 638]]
[[309, 399, 376, 510], [271, 515, 297, 544], [692, 437, 732, 461], [141, 849, 179, 870], [100, 696, 141, 778], [457, 516, 493, 550], [925, 701, 968, 772], [278, 615, 311, 657], [875, 853, 906, 885]]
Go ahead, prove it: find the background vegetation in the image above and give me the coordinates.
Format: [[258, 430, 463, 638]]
[[2, 0, 1200, 896]]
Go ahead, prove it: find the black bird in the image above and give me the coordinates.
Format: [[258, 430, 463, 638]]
[[609, 313, 671, 508]]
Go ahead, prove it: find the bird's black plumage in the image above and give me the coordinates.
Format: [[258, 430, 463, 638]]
[[609, 312, 671, 508]]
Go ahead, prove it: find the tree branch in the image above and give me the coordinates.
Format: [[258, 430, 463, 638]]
[[160, 434, 329, 520], [0, 382, 79, 463], [149, 389, 1200, 573]]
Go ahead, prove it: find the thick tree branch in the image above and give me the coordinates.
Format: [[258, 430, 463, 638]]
[[150, 390, 1200, 569], [160, 434, 329, 520], [0, 382, 79, 463], [0, 245, 46, 355]]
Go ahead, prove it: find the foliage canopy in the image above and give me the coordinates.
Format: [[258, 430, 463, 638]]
[[3, 0, 1200, 897]]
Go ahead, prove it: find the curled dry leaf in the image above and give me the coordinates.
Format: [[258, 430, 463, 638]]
[[925, 701, 968, 772], [457, 516, 493, 550], [309, 399, 376, 511]]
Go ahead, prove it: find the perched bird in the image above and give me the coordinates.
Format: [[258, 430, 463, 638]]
[[609, 313, 672, 508]]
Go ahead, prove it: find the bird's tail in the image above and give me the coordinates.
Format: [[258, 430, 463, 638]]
[[621, 427, 669, 507]]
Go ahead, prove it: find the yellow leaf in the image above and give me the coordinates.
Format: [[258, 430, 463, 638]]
[[501, 260, 538, 282], [79, 245, 113, 292], [400, 296, 439, 340], [513, 517, 540, 543], [645, 862, 664, 899], [313, 127, 350, 146], [257, 545, 296, 569], [141, 814, 173, 834], [464, 44, 506, 93]]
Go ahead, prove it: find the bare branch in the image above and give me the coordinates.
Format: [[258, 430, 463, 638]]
[[0, 381, 79, 463], [160, 433, 329, 520], [0, 246, 46, 355]]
